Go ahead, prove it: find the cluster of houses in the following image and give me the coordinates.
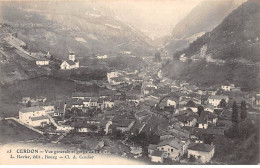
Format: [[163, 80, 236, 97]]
[[36, 51, 80, 70], [15, 55, 260, 164], [35, 52, 51, 66], [19, 97, 53, 127], [107, 70, 143, 87], [68, 91, 116, 111]]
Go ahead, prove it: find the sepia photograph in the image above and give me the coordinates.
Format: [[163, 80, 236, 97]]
[[0, 0, 259, 165]]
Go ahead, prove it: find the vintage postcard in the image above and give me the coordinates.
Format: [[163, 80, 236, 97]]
[[0, 0, 259, 165]]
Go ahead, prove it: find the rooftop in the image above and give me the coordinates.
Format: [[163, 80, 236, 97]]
[[209, 95, 228, 100], [20, 106, 45, 113], [72, 92, 98, 98], [188, 143, 214, 152], [151, 150, 164, 157], [66, 60, 77, 66], [117, 119, 135, 127], [205, 104, 215, 110], [30, 115, 49, 121], [157, 137, 184, 149]]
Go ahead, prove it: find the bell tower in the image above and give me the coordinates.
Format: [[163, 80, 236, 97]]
[[69, 52, 76, 62]]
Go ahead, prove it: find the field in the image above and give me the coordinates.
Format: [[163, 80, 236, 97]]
[[0, 76, 76, 117], [0, 119, 43, 144]]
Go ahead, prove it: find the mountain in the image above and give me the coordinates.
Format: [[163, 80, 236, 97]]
[[164, 0, 244, 55], [162, 0, 260, 91], [0, 1, 154, 60]]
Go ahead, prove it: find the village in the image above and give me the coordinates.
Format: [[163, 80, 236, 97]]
[[1, 27, 260, 165]]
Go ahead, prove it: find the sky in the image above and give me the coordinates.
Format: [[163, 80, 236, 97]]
[[104, 0, 203, 39]]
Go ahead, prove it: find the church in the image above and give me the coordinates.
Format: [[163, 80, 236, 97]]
[[60, 52, 79, 70]]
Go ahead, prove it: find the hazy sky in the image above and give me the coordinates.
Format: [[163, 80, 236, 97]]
[[104, 0, 203, 39]]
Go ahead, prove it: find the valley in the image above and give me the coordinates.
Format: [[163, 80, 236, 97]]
[[0, 0, 259, 165]]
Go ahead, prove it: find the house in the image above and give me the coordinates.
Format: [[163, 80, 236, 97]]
[[185, 106, 198, 113], [29, 116, 50, 127], [143, 99, 159, 109], [21, 97, 31, 104], [72, 92, 97, 99], [148, 144, 158, 156], [188, 143, 215, 163], [104, 98, 115, 108], [71, 99, 84, 109], [179, 99, 189, 106], [197, 118, 208, 129], [150, 150, 165, 163], [97, 55, 108, 60], [35, 96, 47, 103], [107, 71, 119, 83], [130, 146, 142, 157], [60, 53, 79, 70], [36, 58, 49, 66], [60, 60, 79, 70], [168, 125, 190, 139], [143, 87, 155, 95], [221, 84, 235, 91], [179, 54, 187, 62], [126, 95, 140, 105], [176, 115, 197, 127], [204, 104, 214, 113], [198, 89, 207, 95], [201, 95, 209, 105], [200, 111, 218, 125], [110, 77, 125, 85], [90, 97, 98, 108], [41, 105, 55, 113], [154, 129, 174, 141], [208, 90, 217, 96], [116, 119, 135, 132], [104, 141, 130, 155], [77, 127, 91, 133], [155, 137, 187, 161], [166, 98, 177, 107], [122, 51, 131, 55], [19, 106, 49, 127], [208, 95, 229, 108], [135, 110, 151, 121]]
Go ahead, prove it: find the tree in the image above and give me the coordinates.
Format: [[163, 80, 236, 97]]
[[111, 129, 124, 140], [240, 100, 247, 120], [218, 99, 227, 108], [197, 105, 204, 116], [26, 100, 31, 107], [186, 100, 196, 107], [232, 101, 238, 123], [50, 55, 54, 60], [88, 124, 98, 132], [154, 51, 162, 62], [189, 155, 196, 162]]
